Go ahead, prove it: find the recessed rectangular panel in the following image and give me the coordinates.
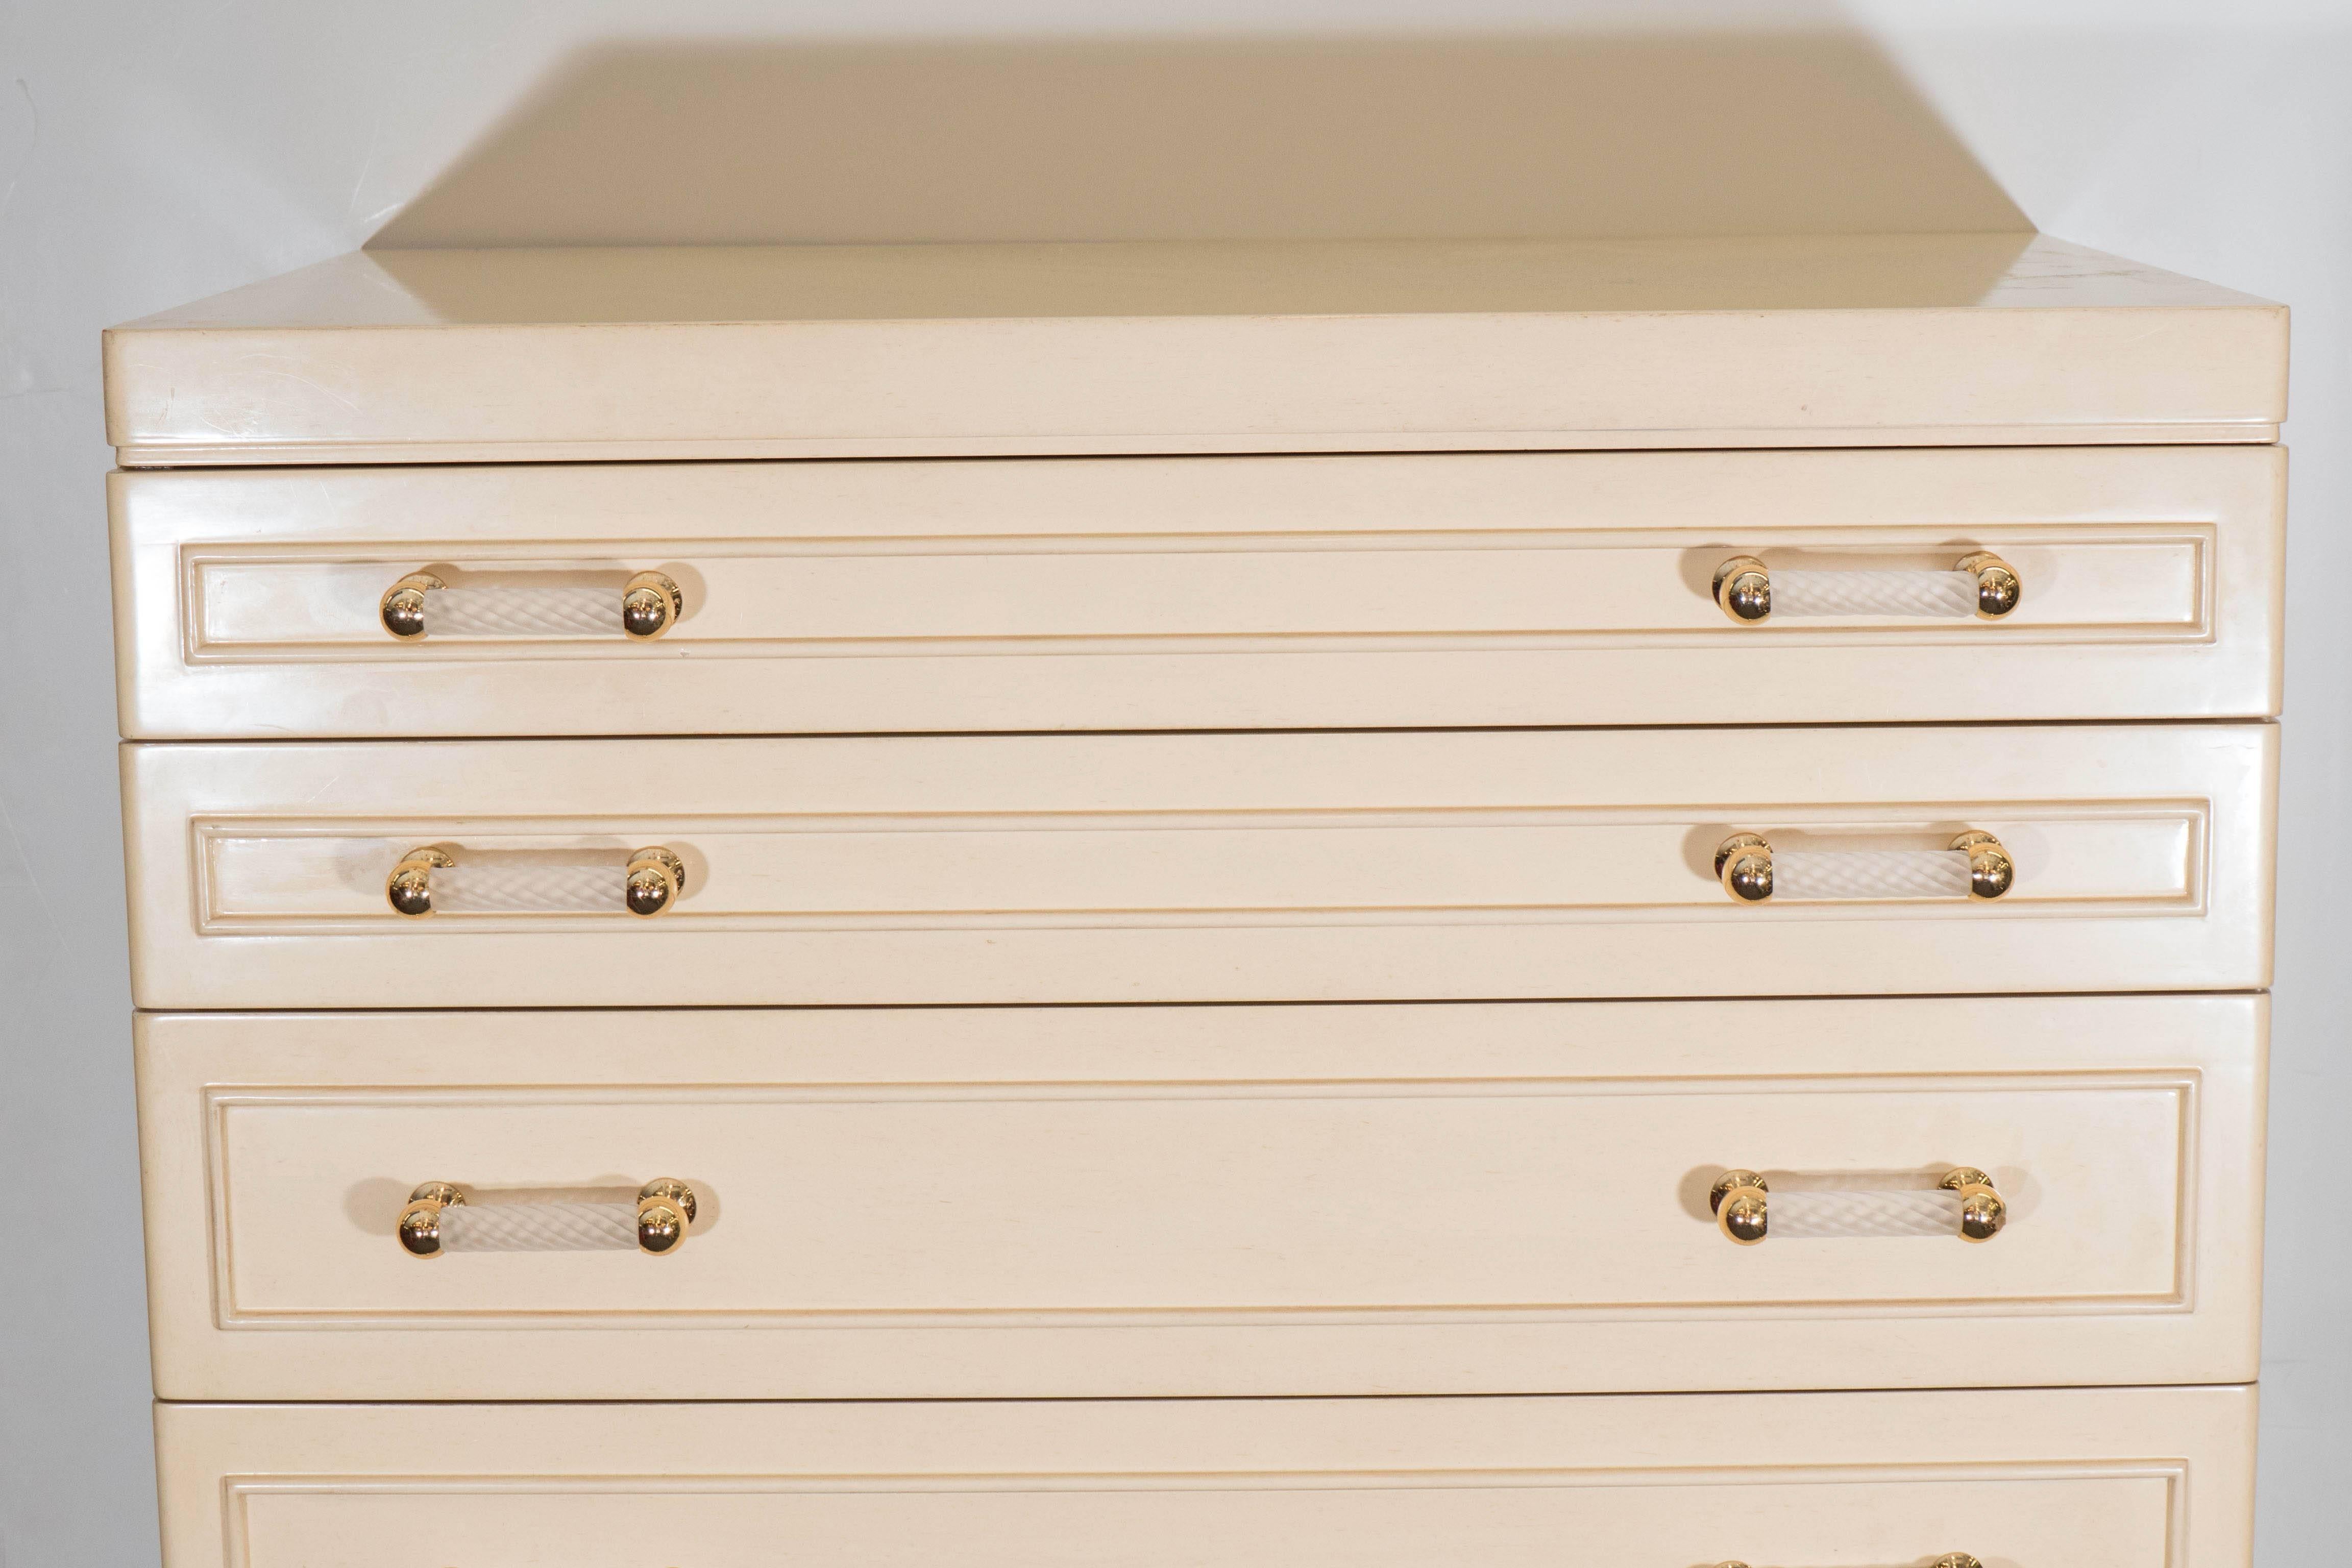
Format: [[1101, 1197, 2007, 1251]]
[[120, 726, 2274, 1007], [208, 1082, 2185, 1320], [152, 1388, 2257, 1568], [136, 997, 2263, 1400], [112, 446, 2283, 736]]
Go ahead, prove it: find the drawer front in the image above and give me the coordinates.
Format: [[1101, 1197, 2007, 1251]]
[[155, 1387, 2255, 1568], [137, 996, 2262, 1400], [111, 447, 2283, 738], [121, 725, 2274, 1008]]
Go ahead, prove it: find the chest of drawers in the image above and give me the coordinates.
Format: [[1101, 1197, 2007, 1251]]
[[107, 231, 2283, 1567]]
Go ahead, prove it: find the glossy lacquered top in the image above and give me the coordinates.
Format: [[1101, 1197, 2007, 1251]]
[[103, 232, 2286, 465]]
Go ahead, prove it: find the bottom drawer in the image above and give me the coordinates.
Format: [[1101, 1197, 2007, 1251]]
[[157, 1387, 2254, 1568]]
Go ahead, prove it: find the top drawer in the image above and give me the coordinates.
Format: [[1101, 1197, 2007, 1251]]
[[111, 446, 2282, 737]]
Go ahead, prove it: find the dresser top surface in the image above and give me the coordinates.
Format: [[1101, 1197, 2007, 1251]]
[[102, 231, 2285, 465], [115, 232, 2271, 330]]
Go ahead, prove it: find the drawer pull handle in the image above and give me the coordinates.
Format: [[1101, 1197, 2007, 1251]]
[[1714, 831, 2014, 903], [1718, 1557, 1981, 1568], [379, 571, 683, 640], [1713, 553, 2019, 623], [386, 846, 687, 918], [397, 1178, 698, 1257], [1709, 1169, 2006, 1245]]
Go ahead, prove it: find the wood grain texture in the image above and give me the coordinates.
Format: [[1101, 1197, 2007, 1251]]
[[110, 446, 2284, 738], [102, 235, 2286, 465], [134, 996, 2262, 1401], [153, 1386, 2257, 1568], [119, 725, 2275, 1008]]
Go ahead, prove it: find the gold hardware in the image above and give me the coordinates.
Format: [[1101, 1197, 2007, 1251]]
[[397, 1181, 465, 1257], [621, 571, 684, 640], [1941, 1168, 2007, 1242], [1956, 551, 2021, 619], [1933, 1557, 1986, 1568], [1710, 1169, 1770, 1245], [636, 1177, 697, 1255], [385, 847, 455, 918], [1714, 833, 1775, 902], [379, 572, 446, 639], [625, 847, 687, 917], [1949, 830, 2015, 900], [1712, 555, 1772, 623]]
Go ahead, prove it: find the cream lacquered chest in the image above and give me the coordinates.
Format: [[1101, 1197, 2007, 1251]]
[[106, 232, 2284, 1568]]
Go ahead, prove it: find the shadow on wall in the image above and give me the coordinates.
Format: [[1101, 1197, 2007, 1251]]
[[369, 32, 2026, 248]]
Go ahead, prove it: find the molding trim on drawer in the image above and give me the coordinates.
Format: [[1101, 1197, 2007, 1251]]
[[173, 524, 2220, 664], [193, 1070, 2201, 1331], [182, 803, 2211, 935], [210, 1461, 2192, 1568]]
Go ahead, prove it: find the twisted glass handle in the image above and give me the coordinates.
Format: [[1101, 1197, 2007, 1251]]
[[385, 847, 687, 918], [1714, 553, 2019, 623], [396, 1180, 698, 1257], [379, 571, 682, 640], [1709, 1170, 2007, 1245], [1715, 832, 2015, 903]]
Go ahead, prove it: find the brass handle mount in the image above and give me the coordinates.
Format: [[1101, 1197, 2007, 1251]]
[[624, 848, 687, 917], [620, 572, 685, 639], [378, 573, 445, 639], [1711, 556, 1773, 623]]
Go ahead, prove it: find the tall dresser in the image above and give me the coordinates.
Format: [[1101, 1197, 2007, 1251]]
[[106, 233, 2283, 1568]]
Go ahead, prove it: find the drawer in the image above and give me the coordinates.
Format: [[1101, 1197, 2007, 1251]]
[[154, 1387, 2256, 1568], [136, 996, 2263, 1401], [110, 446, 2283, 737], [120, 724, 2274, 1008]]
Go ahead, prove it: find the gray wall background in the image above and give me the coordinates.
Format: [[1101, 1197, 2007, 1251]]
[[4, 2, 2346, 1562]]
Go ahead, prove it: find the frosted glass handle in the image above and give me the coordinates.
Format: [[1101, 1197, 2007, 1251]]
[[1709, 1170, 2007, 1245], [1714, 831, 2015, 903], [379, 571, 682, 640], [385, 846, 687, 918], [1713, 552, 2019, 623], [397, 1179, 698, 1257]]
